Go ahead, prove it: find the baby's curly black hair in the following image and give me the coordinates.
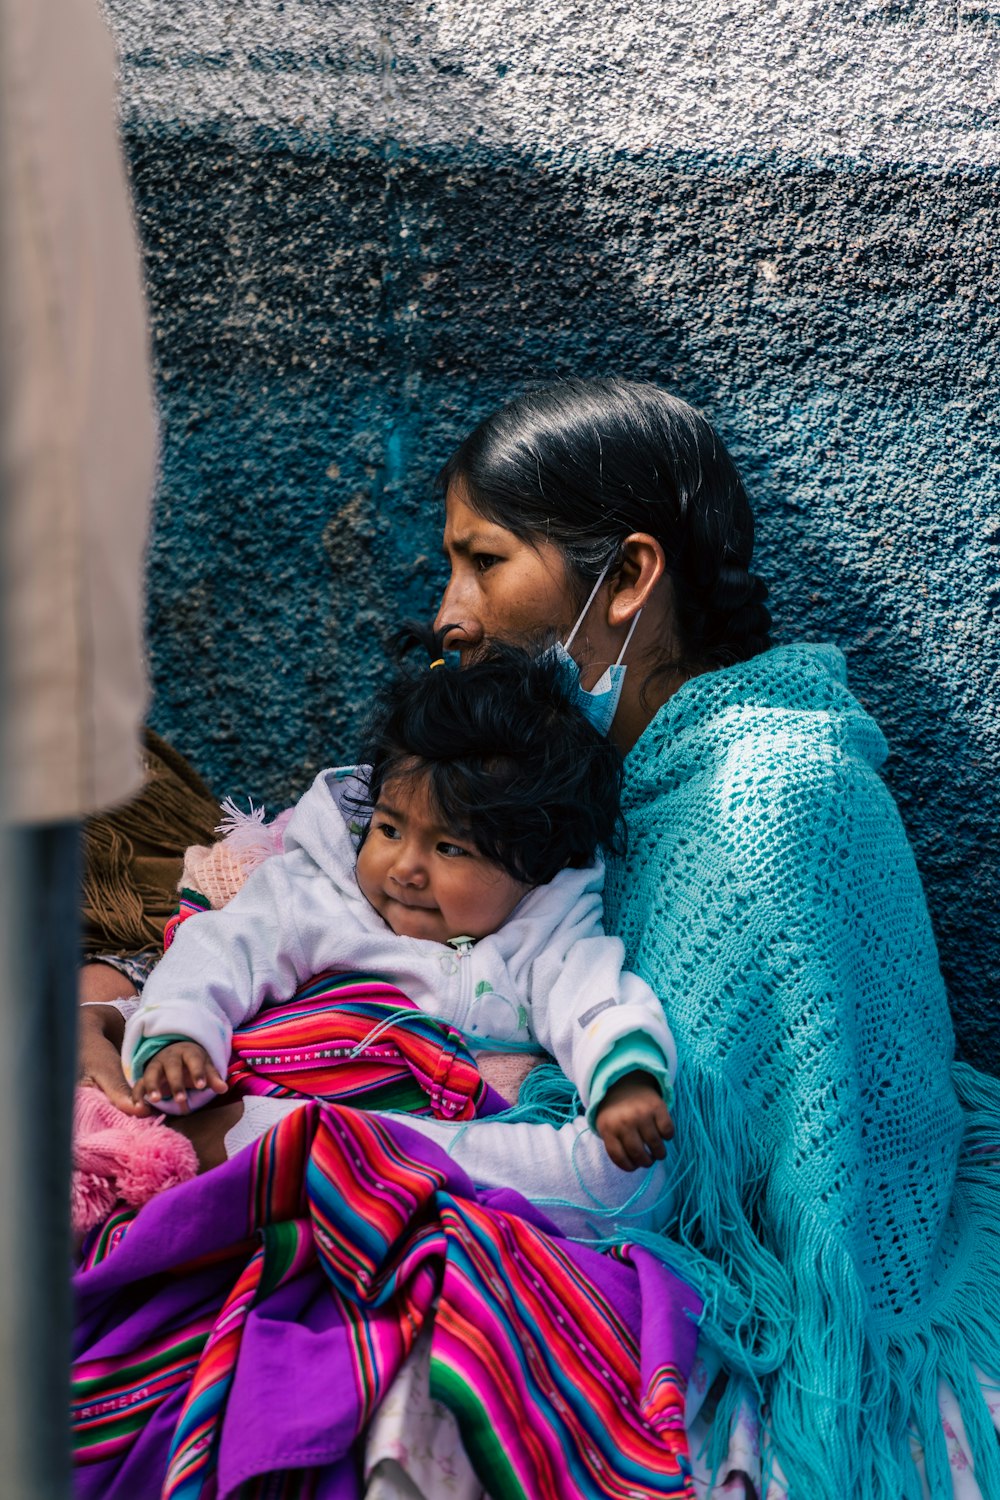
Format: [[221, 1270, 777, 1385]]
[[349, 631, 626, 888]]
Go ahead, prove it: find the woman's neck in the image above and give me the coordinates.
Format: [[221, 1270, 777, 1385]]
[[610, 663, 693, 756]]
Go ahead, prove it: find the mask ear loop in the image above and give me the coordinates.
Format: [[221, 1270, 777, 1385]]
[[563, 561, 642, 668], [613, 607, 642, 667], [562, 562, 613, 653]]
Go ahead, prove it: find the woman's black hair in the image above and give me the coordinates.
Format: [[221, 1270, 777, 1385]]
[[349, 629, 625, 888], [438, 377, 771, 677]]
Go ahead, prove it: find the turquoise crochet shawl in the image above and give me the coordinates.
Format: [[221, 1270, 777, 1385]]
[[602, 643, 1000, 1500]]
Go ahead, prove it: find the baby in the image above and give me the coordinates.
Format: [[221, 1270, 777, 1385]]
[[125, 643, 676, 1171]]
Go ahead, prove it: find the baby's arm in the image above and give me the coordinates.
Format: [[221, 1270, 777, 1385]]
[[527, 900, 677, 1168], [123, 852, 316, 1110]]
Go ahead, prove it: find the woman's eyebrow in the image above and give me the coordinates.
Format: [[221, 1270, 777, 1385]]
[[443, 529, 504, 556]]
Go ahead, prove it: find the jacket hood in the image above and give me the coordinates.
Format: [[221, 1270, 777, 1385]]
[[280, 768, 364, 891], [271, 767, 605, 955]]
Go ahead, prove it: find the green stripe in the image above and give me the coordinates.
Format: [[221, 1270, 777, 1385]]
[[430, 1361, 524, 1500]]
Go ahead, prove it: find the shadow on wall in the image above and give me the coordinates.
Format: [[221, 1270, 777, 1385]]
[[128, 126, 999, 1067]]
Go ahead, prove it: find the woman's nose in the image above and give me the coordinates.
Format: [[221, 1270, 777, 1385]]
[[433, 578, 483, 651]]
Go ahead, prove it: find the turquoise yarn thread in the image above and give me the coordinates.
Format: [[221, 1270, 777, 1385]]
[[492, 1059, 581, 1126]]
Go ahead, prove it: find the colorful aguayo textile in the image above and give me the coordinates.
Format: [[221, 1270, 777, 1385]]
[[73, 1103, 701, 1499], [161, 885, 212, 953], [226, 971, 504, 1121]]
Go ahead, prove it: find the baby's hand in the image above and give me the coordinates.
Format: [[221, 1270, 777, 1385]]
[[132, 1041, 227, 1114], [595, 1070, 674, 1172]]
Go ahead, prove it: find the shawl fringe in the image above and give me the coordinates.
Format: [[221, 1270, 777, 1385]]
[[619, 1059, 1000, 1499]]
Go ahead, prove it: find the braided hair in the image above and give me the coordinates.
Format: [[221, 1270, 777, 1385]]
[[439, 378, 772, 678]]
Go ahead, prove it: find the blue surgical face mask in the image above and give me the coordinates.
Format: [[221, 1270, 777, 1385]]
[[551, 562, 642, 737]]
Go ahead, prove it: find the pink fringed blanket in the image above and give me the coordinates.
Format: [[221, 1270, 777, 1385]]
[[71, 1089, 197, 1234]]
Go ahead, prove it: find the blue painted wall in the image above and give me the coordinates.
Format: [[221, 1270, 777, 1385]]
[[108, 5, 1000, 1067]]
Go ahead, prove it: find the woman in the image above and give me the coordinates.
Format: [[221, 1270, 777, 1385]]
[[77, 378, 1000, 1498], [427, 376, 1000, 1497]]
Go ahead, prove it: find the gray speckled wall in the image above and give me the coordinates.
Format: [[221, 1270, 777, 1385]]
[[106, 1, 1000, 1065]]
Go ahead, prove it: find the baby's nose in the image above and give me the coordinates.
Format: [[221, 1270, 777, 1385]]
[[390, 853, 428, 887]]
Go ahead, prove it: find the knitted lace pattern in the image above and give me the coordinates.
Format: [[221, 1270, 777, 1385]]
[[604, 643, 1000, 1500]]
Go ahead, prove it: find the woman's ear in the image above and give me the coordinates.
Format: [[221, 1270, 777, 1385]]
[[606, 533, 667, 626]]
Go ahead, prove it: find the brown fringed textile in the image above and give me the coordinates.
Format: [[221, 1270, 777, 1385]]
[[81, 729, 220, 957]]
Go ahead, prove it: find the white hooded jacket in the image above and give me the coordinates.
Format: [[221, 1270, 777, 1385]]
[[124, 769, 676, 1116]]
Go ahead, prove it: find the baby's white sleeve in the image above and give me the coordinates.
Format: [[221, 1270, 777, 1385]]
[[531, 934, 677, 1119], [122, 854, 311, 1088]]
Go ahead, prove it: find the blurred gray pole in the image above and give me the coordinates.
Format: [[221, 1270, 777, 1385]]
[[0, 831, 31, 1497], [0, 0, 76, 1473], [0, 824, 80, 1499]]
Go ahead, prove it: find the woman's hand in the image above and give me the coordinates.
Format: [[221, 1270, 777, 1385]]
[[133, 1041, 228, 1114], [77, 991, 151, 1117], [595, 1070, 674, 1171]]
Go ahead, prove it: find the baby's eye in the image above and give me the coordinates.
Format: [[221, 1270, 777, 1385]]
[[378, 821, 401, 840], [437, 841, 471, 858]]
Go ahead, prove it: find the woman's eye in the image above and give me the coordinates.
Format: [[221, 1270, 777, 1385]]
[[438, 842, 470, 858], [473, 553, 501, 574]]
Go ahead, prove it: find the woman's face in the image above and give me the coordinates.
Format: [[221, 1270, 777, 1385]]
[[433, 480, 577, 659]]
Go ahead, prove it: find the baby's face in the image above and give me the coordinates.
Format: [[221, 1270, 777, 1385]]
[[355, 773, 530, 944]]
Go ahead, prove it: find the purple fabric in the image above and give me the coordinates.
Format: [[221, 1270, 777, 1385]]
[[73, 1108, 701, 1500]]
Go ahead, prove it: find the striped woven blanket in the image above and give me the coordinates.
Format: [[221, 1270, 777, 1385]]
[[227, 970, 508, 1120], [73, 1102, 701, 1499]]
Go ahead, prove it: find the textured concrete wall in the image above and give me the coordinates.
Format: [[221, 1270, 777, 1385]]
[[105, 1, 1000, 1064]]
